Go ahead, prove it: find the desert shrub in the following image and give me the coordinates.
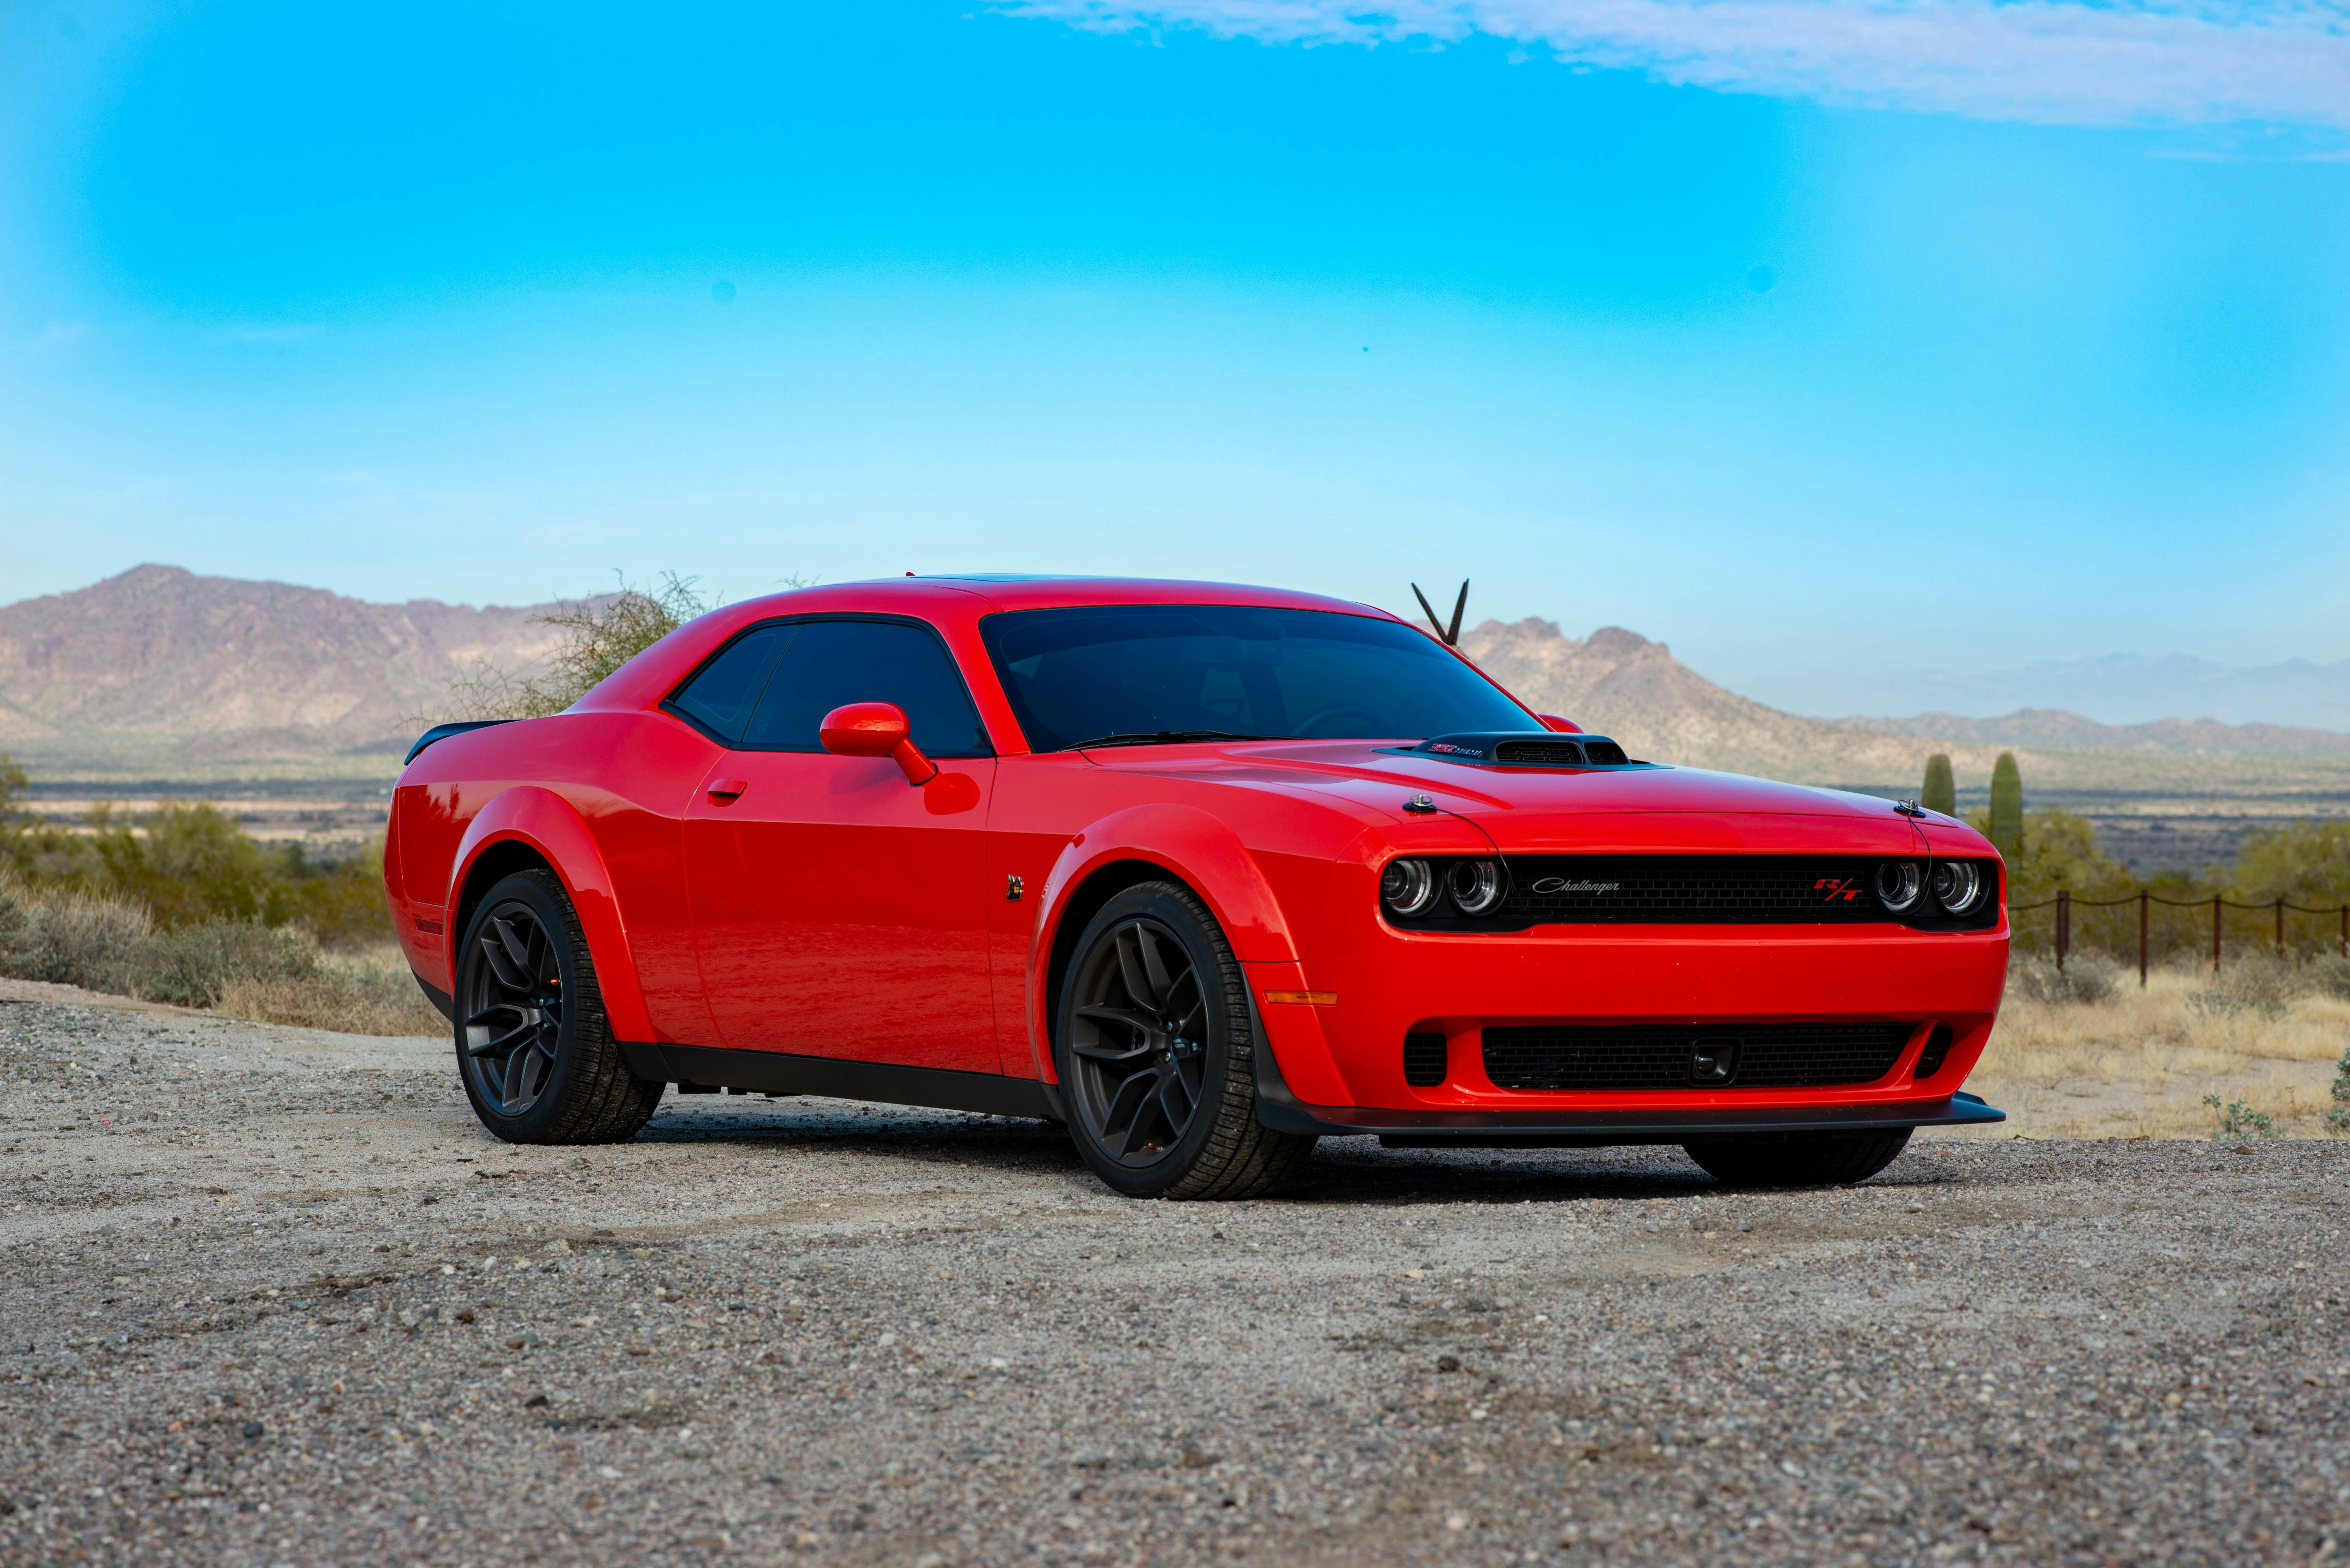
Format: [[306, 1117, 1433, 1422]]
[[0, 874, 153, 993], [2203, 1093, 2282, 1140], [1, 796, 397, 948], [440, 572, 710, 721], [284, 838, 397, 947], [2330, 1043, 2350, 1135], [2007, 953, 2118, 1006], [2304, 953, 2350, 1002], [0, 875, 436, 1035], [215, 947, 444, 1036], [2186, 989, 2246, 1020], [2232, 821, 2350, 910], [2211, 952, 2301, 1016], [140, 918, 321, 1009]]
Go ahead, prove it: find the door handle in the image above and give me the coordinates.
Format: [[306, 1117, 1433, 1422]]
[[706, 778, 749, 803]]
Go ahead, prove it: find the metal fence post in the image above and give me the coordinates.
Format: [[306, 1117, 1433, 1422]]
[[2056, 889, 2070, 972], [2276, 897, 2286, 960], [2139, 891, 2149, 988], [2213, 895, 2223, 974], [2341, 903, 2348, 960]]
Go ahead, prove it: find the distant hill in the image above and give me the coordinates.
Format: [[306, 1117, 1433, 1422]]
[[1459, 619, 2006, 784], [0, 565, 565, 761], [1741, 652, 2350, 731], [1845, 708, 2350, 757], [9, 571, 2348, 805]]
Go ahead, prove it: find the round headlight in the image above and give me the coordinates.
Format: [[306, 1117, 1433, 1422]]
[[1448, 859, 1505, 916], [1381, 858, 1439, 917], [1930, 860, 1983, 914], [1875, 860, 1924, 913]]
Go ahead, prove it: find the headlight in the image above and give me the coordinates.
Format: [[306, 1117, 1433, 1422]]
[[1381, 858, 1439, 917], [1930, 860, 1983, 914], [1875, 860, 1924, 913], [1448, 859, 1505, 916]]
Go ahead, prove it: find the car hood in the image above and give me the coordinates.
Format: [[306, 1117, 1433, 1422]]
[[1088, 740, 1958, 856]]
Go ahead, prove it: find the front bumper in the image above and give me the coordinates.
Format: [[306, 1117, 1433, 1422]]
[[1244, 986, 2005, 1146], [1257, 1085, 2005, 1147]]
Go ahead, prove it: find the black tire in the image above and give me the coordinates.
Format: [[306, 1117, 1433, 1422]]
[[1682, 1129, 1912, 1188], [1054, 881, 1315, 1200], [454, 869, 663, 1145]]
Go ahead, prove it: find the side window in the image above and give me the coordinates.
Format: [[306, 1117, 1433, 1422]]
[[665, 624, 790, 743], [741, 620, 991, 757]]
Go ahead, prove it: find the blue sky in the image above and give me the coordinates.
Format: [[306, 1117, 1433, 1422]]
[[2, 0, 2346, 693]]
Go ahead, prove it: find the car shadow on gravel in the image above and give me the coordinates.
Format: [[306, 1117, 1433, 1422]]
[[626, 1100, 1712, 1199], [625, 1096, 1964, 1206], [631, 1100, 1090, 1173]]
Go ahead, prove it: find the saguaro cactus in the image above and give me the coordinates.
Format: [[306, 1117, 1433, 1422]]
[[1921, 753, 1955, 816], [1988, 751, 2023, 862]]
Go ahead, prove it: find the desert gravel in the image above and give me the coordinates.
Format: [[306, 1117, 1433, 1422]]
[[3, 978, 2347, 1567]]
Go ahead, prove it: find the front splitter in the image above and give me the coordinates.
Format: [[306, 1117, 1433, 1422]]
[[1256, 1089, 2005, 1148]]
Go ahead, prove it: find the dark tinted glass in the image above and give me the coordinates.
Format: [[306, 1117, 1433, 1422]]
[[742, 619, 991, 756], [666, 624, 789, 743], [979, 605, 1533, 752]]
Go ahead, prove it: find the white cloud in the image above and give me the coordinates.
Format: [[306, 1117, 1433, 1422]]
[[1002, 0, 2350, 130]]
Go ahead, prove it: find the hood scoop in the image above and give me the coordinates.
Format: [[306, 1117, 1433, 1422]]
[[1393, 731, 1641, 769]]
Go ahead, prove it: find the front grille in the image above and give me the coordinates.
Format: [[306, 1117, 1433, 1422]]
[[1403, 1031, 1449, 1087], [1499, 856, 1893, 925], [1481, 1022, 1914, 1091]]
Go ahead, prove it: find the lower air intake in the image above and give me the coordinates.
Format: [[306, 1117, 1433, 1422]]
[[1403, 1031, 1449, 1087], [1913, 1025, 1955, 1080], [1481, 1022, 1914, 1092]]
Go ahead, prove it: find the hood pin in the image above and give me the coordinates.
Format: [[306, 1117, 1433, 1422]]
[[1402, 793, 1438, 815]]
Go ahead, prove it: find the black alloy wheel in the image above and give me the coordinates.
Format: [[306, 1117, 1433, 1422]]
[[1067, 916, 1209, 1167], [463, 899, 565, 1116], [453, 869, 663, 1144], [1055, 881, 1315, 1200]]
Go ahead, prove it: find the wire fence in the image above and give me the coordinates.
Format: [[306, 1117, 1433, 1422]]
[[2012, 890, 2350, 985]]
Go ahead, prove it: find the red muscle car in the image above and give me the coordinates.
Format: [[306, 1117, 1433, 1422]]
[[387, 576, 2006, 1199]]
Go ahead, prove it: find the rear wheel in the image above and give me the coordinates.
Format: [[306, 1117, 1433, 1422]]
[[1055, 881, 1315, 1200], [455, 870, 662, 1144], [1682, 1129, 1911, 1188]]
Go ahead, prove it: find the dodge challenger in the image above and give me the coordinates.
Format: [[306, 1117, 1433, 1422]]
[[387, 576, 2006, 1199]]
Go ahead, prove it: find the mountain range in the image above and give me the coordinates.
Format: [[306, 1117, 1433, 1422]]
[[3, 569, 2345, 792], [0, 565, 564, 759], [1741, 653, 2350, 732], [1842, 708, 2350, 757]]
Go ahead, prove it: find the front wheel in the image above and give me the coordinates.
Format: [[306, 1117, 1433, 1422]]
[[1682, 1129, 1912, 1188], [455, 869, 663, 1144], [1054, 881, 1315, 1200]]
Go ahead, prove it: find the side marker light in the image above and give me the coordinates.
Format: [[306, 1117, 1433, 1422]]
[[1264, 991, 1338, 1005]]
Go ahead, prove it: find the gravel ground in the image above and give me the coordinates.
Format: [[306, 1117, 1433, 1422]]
[[4, 979, 2348, 1567]]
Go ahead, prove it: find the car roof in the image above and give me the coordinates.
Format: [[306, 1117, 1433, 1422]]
[[840, 575, 1392, 616]]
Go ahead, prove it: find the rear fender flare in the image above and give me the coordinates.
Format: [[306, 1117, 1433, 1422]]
[[444, 787, 657, 1043], [1024, 803, 1296, 1082]]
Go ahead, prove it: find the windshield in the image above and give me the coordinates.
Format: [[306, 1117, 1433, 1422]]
[[979, 604, 1535, 752]]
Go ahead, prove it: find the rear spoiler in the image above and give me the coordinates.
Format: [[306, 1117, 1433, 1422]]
[[404, 720, 514, 766]]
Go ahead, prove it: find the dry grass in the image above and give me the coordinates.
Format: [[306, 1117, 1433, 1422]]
[[1965, 960, 2350, 1140], [213, 944, 446, 1037]]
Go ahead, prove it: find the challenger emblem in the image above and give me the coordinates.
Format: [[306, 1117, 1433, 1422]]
[[1531, 877, 1621, 894], [1815, 877, 1863, 903]]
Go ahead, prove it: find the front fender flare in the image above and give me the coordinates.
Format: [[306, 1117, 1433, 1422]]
[[444, 786, 657, 1044], [1023, 803, 1298, 1082]]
